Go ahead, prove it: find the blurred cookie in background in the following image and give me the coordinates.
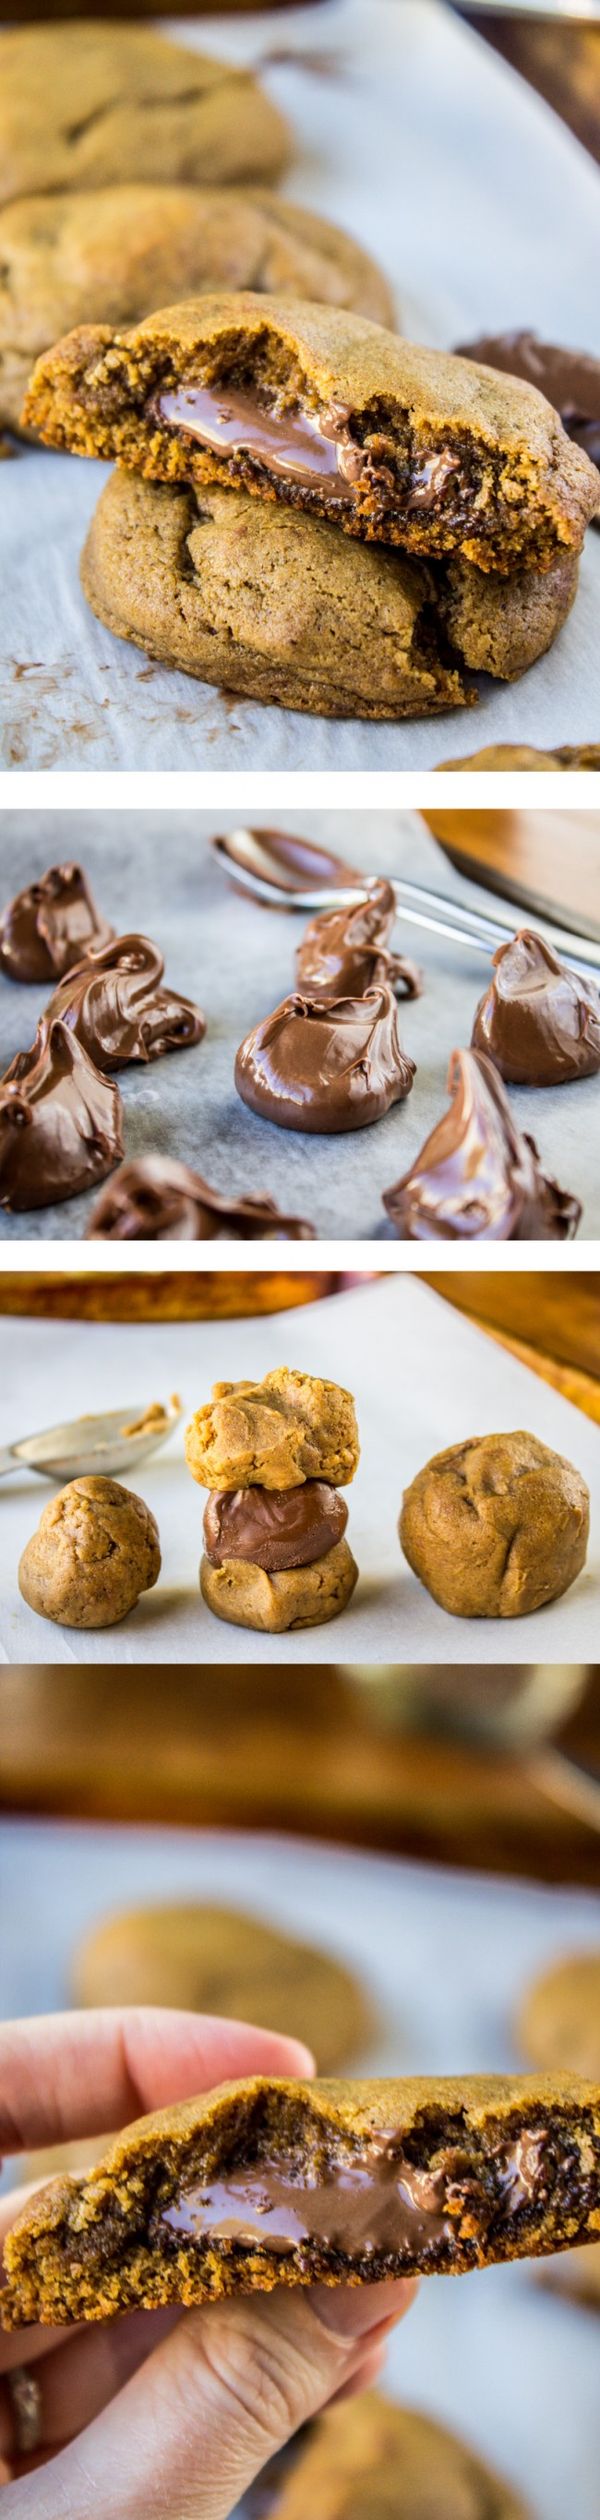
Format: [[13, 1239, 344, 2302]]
[[72, 1900, 374, 2071]]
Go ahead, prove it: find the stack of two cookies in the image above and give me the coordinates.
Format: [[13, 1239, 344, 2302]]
[[24, 294, 600, 719], [184, 1367, 360, 1632]]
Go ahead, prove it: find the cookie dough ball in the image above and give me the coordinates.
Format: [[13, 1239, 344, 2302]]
[[517, 1950, 600, 2081], [73, 1903, 372, 2073], [200, 1535, 358, 1631], [186, 1368, 359, 1492], [18, 1475, 161, 1628], [399, 1431, 589, 1619]]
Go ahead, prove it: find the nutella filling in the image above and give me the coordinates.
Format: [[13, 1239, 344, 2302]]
[[158, 2124, 551, 2262], [156, 383, 461, 517], [157, 384, 359, 501], [203, 1481, 348, 1574]]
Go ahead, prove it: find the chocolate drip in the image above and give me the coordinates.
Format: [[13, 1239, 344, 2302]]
[[296, 879, 422, 1003], [203, 1481, 348, 1573], [456, 329, 600, 474], [85, 1156, 315, 1242], [158, 2122, 552, 2262], [235, 984, 415, 1134], [0, 862, 114, 985], [472, 930, 600, 1087], [45, 934, 205, 1072], [0, 1018, 123, 1210], [382, 1047, 581, 1241]]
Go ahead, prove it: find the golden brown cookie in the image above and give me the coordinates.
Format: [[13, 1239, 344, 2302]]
[[0, 25, 290, 208], [436, 743, 600, 770], [24, 294, 599, 571], [399, 1432, 589, 1619], [517, 1951, 600, 2082], [73, 1904, 372, 2071], [0, 186, 392, 435], [4, 2071, 599, 2328], [439, 553, 578, 681], [185, 1369, 360, 1492], [200, 1534, 358, 1630], [79, 470, 470, 722], [267, 2391, 533, 2519], [538, 2241, 600, 2316], [18, 1475, 161, 1628]]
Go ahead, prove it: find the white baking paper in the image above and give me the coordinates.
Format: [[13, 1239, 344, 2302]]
[[1, 1815, 599, 2520], [1, 1273, 598, 1662], [1, 0, 599, 770]]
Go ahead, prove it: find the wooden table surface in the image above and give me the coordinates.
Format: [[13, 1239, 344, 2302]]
[[1, 1660, 599, 1886], [467, 12, 600, 167], [423, 810, 600, 940]]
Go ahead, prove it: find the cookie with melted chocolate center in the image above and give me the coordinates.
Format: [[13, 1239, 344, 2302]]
[[24, 296, 599, 571], [3, 2072, 599, 2328]]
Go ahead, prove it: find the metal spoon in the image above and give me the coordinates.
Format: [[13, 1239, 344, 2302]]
[[212, 827, 600, 978], [0, 1399, 183, 1484]]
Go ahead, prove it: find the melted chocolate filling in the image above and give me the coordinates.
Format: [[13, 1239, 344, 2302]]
[[153, 379, 464, 524]]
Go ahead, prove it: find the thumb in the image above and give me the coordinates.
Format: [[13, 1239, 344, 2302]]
[[26, 2279, 415, 2520]]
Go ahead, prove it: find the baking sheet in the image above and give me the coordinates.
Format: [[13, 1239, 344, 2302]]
[[1, 1814, 599, 2520], [1, 807, 598, 1242], [2, 0, 599, 772], [1, 1273, 598, 1663]]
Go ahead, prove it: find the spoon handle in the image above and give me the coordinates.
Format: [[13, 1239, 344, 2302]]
[[0, 1449, 18, 1477]]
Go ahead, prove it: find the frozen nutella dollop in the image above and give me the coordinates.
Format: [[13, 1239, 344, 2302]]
[[85, 1155, 315, 1241], [295, 878, 422, 1003], [45, 934, 206, 1071], [0, 1017, 124, 1209], [235, 984, 416, 1133], [203, 1481, 348, 1573], [0, 862, 114, 984], [382, 1047, 581, 1241], [472, 930, 600, 1087]]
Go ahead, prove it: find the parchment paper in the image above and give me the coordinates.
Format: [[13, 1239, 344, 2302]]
[[1, 1273, 598, 1662], [1, 1815, 599, 2520], [2, 0, 599, 771], [1, 807, 598, 1240]]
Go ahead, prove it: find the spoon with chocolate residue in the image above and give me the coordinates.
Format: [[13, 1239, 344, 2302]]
[[212, 828, 600, 978]]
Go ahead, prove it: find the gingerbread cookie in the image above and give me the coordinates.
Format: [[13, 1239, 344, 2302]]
[[0, 26, 290, 206]]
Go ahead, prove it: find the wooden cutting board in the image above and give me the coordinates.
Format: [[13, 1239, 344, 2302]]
[[422, 809, 600, 940]]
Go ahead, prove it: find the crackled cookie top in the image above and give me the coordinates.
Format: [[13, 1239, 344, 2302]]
[[24, 294, 600, 571], [0, 24, 290, 206]]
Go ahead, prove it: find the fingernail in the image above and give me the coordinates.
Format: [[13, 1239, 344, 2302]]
[[310, 2278, 416, 2342]]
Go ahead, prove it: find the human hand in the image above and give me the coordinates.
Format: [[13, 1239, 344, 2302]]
[[0, 2009, 416, 2515]]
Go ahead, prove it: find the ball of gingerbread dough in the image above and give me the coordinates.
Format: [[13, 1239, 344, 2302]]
[[186, 1367, 359, 1491], [18, 1474, 161, 1628], [399, 1430, 589, 1619], [200, 1534, 358, 1631]]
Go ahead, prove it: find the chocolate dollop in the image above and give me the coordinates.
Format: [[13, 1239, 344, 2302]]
[[0, 862, 114, 985], [295, 879, 422, 1003], [0, 1018, 124, 1210], [235, 984, 416, 1133], [382, 1047, 581, 1241], [456, 329, 600, 474], [472, 929, 600, 1086], [203, 1480, 348, 1573], [44, 934, 206, 1071], [85, 1156, 315, 1241]]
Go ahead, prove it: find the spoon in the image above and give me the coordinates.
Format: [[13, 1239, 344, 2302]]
[[212, 827, 600, 977], [0, 1398, 183, 1484]]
